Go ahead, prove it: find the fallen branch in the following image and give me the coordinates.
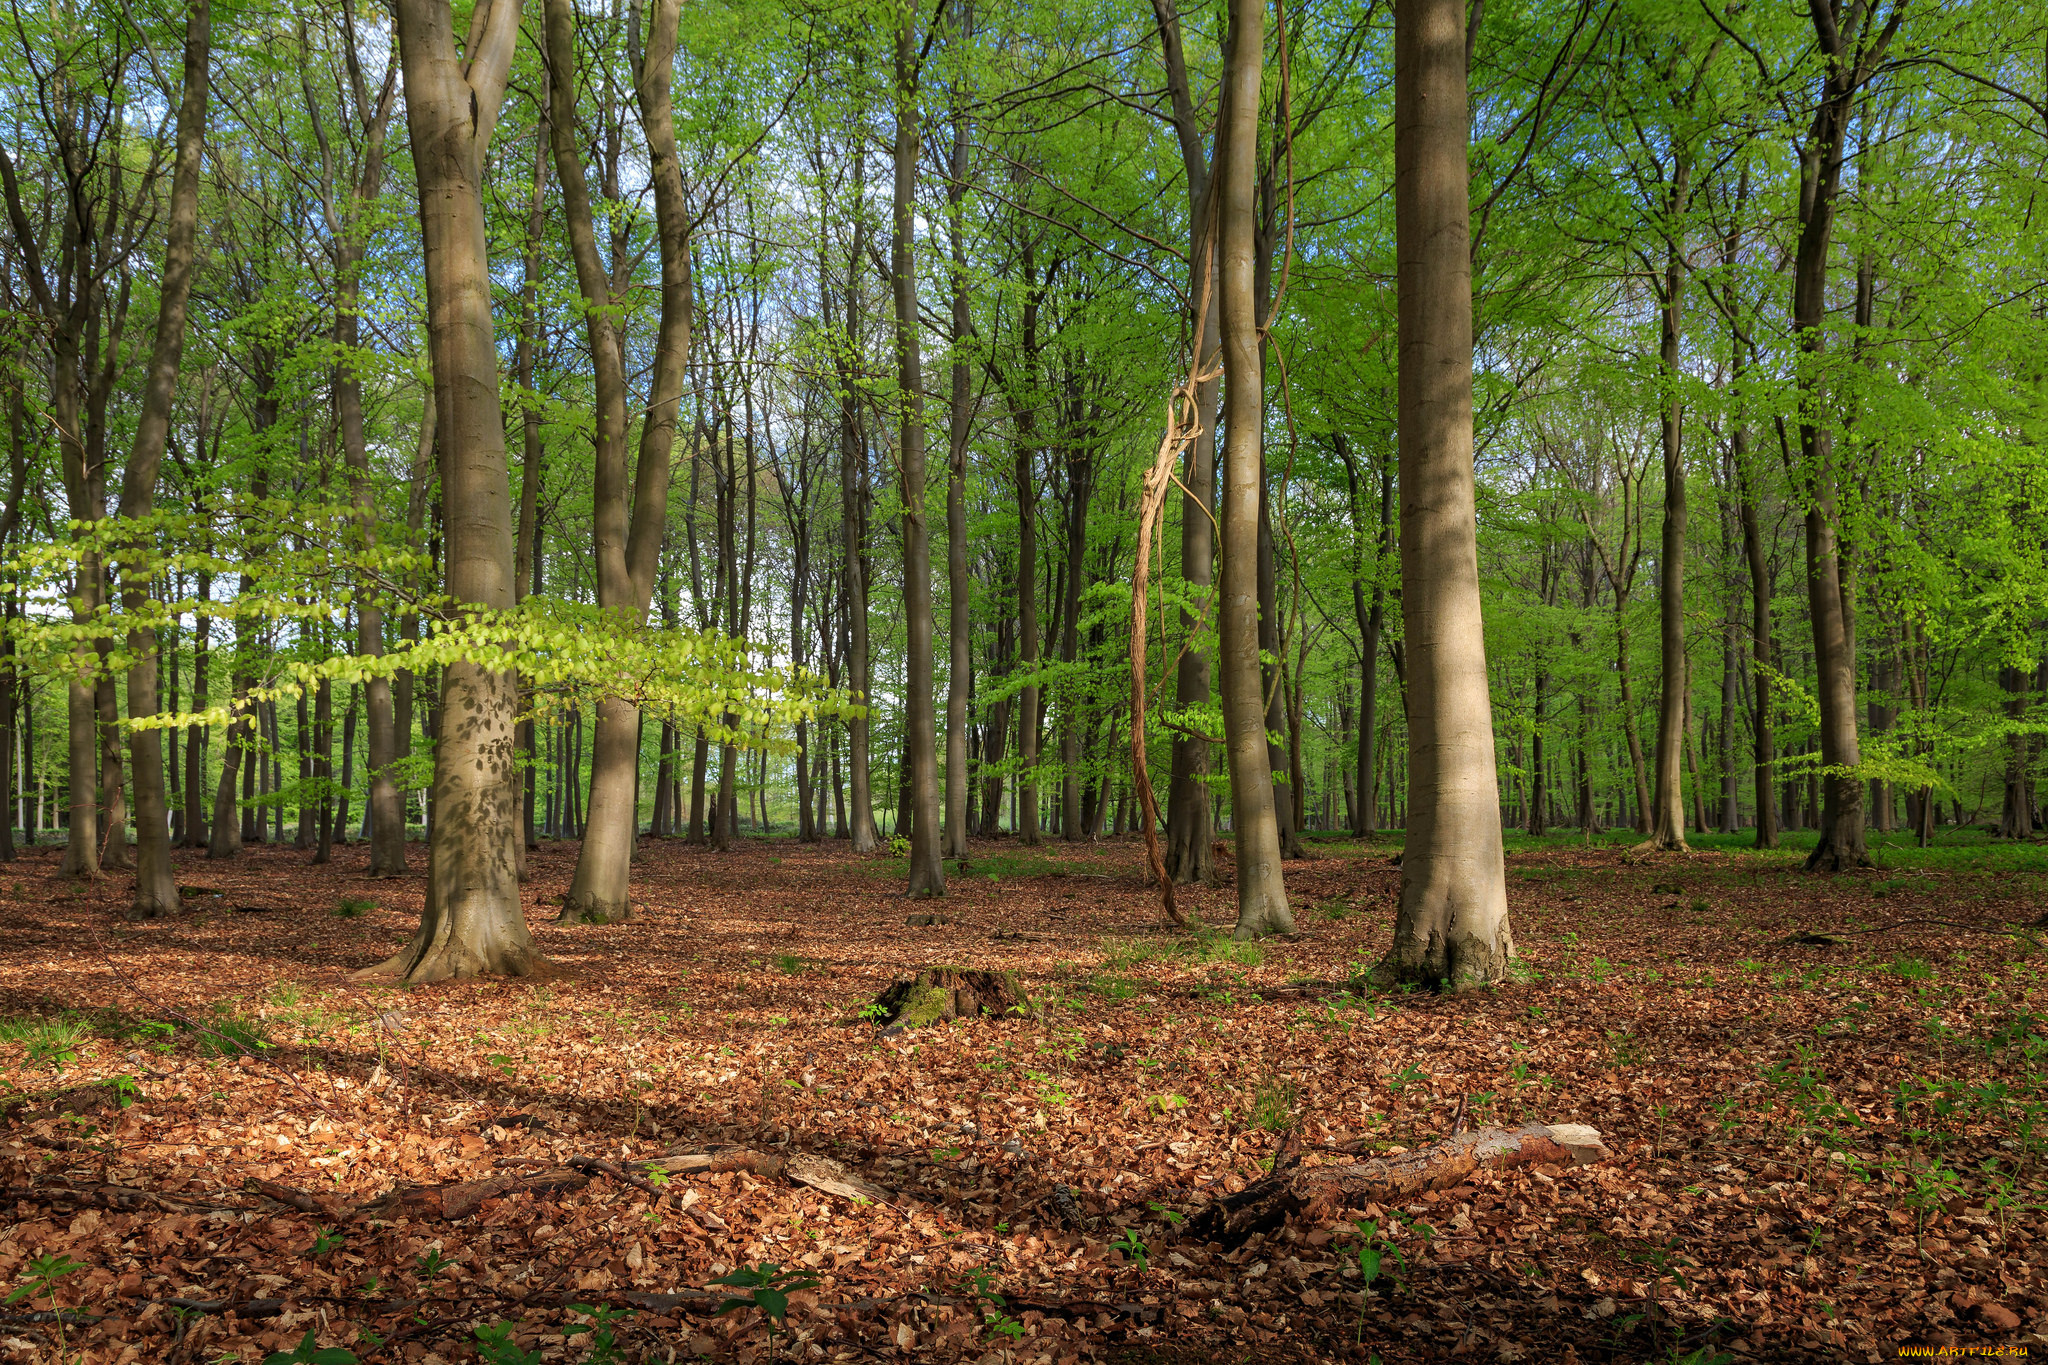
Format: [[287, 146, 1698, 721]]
[[0, 1307, 104, 1327], [1, 1182, 244, 1214], [358, 1167, 592, 1221], [241, 1176, 338, 1215], [1188, 1122, 1609, 1248], [650, 1146, 899, 1206], [1798, 916, 2043, 952], [160, 1297, 286, 1320]]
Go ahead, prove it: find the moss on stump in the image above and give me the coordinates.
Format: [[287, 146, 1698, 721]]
[[870, 968, 1024, 1028]]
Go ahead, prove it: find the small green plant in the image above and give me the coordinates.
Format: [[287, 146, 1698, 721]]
[[333, 896, 376, 918], [1605, 1028, 1647, 1067], [471, 1321, 541, 1365], [415, 1247, 451, 1279], [1689, 898, 1712, 913], [964, 1269, 1027, 1341], [985, 1310, 1026, 1341], [563, 1304, 633, 1364], [1252, 1075, 1298, 1132], [6, 1252, 85, 1350], [105, 1073, 143, 1108], [309, 1228, 347, 1256], [1886, 954, 1933, 981], [1388, 1061, 1428, 1094], [1669, 1348, 1734, 1365], [711, 1264, 818, 1354], [887, 834, 911, 856], [1347, 1218, 1405, 1343], [192, 1004, 272, 1058], [262, 1330, 360, 1365], [0, 1015, 87, 1069], [775, 953, 804, 975], [1110, 1228, 1149, 1271]]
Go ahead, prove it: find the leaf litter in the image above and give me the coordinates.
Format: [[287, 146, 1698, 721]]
[[0, 836, 2043, 1362]]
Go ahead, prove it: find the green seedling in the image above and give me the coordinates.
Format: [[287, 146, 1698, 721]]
[[564, 1303, 633, 1364], [1347, 1218, 1405, 1343], [7, 1252, 85, 1351], [710, 1262, 819, 1354], [262, 1331, 359, 1365], [472, 1321, 542, 1365]]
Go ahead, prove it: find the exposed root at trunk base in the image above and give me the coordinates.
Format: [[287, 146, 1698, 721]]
[[870, 967, 1024, 1028], [1802, 840, 1874, 874], [1187, 1121, 1609, 1249], [353, 942, 552, 984], [556, 897, 634, 926]]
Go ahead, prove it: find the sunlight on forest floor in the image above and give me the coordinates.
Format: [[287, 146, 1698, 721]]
[[0, 835, 2043, 1362]]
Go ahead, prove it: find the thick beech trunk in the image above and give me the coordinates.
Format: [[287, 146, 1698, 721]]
[[1379, 0, 1510, 988], [560, 0, 691, 920], [116, 0, 208, 917], [1215, 0, 1290, 940], [893, 7, 944, 896], [364, 0, 535, 982], [1791, 0, 1899, 873]]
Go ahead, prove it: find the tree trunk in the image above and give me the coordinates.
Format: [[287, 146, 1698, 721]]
[[1058, 435, 1094, 844], [327, 35, 407, 877], [1378, 0, 1510, 988], [364, 0, 536, 982], [1734, 437, 1776, 849], [1336, 436, 1391, 838], [942, 1, 975, 864], [1790, 0, 1896, 873], [1153, 0, 1219, 887], [1010, 246, 1043, 849], [557, 0, 691, 921], [839, 176, 881, 854], [510, 131, 549, 862], [1256, 481, 1304, 859], [893, 8, 944, 896], [183, 573, 209, 847], [1215, 0, 1290, 940], [1645, 156, 1692, 852]]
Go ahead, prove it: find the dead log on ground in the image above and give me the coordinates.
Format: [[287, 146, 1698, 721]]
[[1188, 1121, 1609, 1248]]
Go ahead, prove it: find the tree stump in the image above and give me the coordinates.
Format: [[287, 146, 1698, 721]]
[[870, 968, 1024, 1027]]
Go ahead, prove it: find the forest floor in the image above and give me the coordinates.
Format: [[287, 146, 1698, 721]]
[[0, 828, 2045, 1365]]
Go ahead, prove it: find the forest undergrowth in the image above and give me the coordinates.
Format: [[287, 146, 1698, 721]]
[[0, 834, 2043, 1364]]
